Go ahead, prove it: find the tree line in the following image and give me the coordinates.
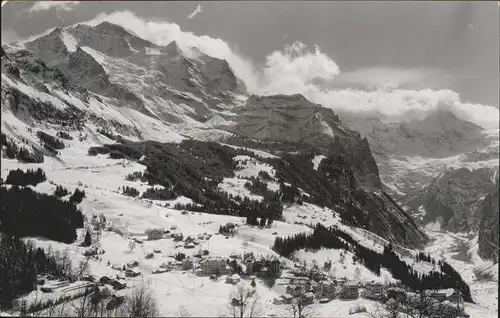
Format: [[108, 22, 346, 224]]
[[0, 185, 84, 243], [1, 132, 44, 163], [272, 224, 472, 302], [93, 140, 284, 220], [5, 168, 47, 186], [0, 235, 73, 309]]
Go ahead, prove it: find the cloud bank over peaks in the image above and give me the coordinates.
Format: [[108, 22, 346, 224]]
[[28, 1, 80, 13], [259, 41, 340, 96], [70, 11, 499, 130]]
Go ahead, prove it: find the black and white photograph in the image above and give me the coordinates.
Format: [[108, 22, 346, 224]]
[[1, 1, 498, 317]]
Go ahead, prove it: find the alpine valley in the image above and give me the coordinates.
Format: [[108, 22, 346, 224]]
[[1, 17, 498, 318]]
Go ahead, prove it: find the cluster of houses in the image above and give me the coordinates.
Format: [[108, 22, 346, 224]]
[[144, 226, 212, 249], [196, 252, 283, 278], [277, 278, 360, 305]]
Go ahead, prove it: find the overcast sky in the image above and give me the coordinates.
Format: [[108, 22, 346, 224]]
[[1, 1, 498, 106]]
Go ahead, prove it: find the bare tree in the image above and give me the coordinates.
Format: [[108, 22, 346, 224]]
[[367, 298, 406, 318], [74, 257, 91, 279], [227, 284, 262, 318], [127, 239, 136, 253], [72, 287, 95, 317], [285, 287, 316, 318], [368, 289, 451, 318], [406, 289, 450, 318], [178, 305, 191, 317], [59, 249, 73, 278], [354, 267, 361, 281], [123, 284, 158, 317]]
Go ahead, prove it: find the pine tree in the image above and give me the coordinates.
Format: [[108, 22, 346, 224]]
[[83, 230, 92, 247], [251, 278, 256, 288]]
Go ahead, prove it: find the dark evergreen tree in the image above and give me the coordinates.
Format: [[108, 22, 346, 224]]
[[53, 185, 69, 198], [69, 188, 86, 204], [5, 168, 47, 186], [0, 186, 84, 243], [83, 230, 92, 247]]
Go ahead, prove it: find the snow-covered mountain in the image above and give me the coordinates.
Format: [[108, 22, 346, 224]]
[[23, 22, 247, 126], [1, 20, 498, 317], [1, 21, 427, 249], [337, 106, 499, 261]]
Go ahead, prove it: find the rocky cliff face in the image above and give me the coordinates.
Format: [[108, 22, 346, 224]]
[[337, 103, 499, 260], [477, 184, 499, 261], [228, 94, 382, 190], [339, 108, 489, 159], [403, 167, 498, 232]]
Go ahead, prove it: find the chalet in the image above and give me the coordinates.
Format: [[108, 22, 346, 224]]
[[153, 267, 169, 274], [230, 253, 240, 259], [197, 234, 204, 240], [110, 279, 127, 290], [302, 292, 315, 305], [125, 268, 141, 277], [287, 285, 306, 297], [170, 225, 178, 230], [173, 234, 183, 242], [41, 286, 53, 293], [319, 280, 336, 298], [364, 283, 384, 299], [182, 259, 194, 270], [106, 290, 126, 310], [269, 259, 282, 277], [272, 298, 283, 305], [126, 261, 139, 268], [387, 287, 406, 301], [431, 288, 455, 302], [244, 259, 255, 275], [230, 274, 241, 284], [133, 238, 143, 244], [81, 275, 95, 283], [145, 228, 163, 240], [341, 283, 359, 299], [447, 290, 464, 303], [365, 283, 384, 294], [100, 276, 112, 285], [281, 294, 294, 304], [185, 242, 195, 249], [243, 252, 254, 260], [153, 249, 162, 253], [84, 247, 98, 257], [97, 285, 112, 297]]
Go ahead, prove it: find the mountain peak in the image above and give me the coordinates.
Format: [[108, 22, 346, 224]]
[[94, 21, 127, 34], [163, 41, 185, 57], [420, 108, 483, 132]]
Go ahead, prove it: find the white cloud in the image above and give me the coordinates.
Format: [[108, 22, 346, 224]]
[[69, 11, 500, 130], [335, 67, 450, 90], [186, 4, 203, 19], [28, 1, 80, 13], [259, 42, 340, 96]]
